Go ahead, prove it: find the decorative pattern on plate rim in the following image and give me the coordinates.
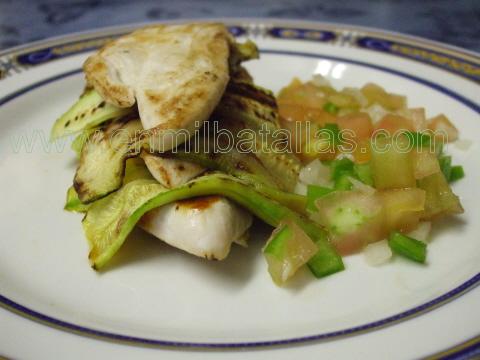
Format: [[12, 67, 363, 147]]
[[0, 21, 479, 357], [0, 21, 479, 83], [0, 47, 479, 352]]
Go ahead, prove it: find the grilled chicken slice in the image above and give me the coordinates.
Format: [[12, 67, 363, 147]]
[[141, 151, 205, 188], [83, 23, 232, 151], [140, 152, 251, 260], [139, 196, 252, 260]]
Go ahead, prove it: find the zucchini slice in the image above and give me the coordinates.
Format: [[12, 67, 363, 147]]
[[172, 147, 307, 214], [74, 117, 143, 203], [71, 127, 98, 158], [84, 173, 343, 274], [213, 79, 302, 191], [229, 40, 259, 71], [65, 158, 151, 212], [214, 80, 280, 131], [51, 89, 134, 140], [123, 157, 155, 184], [65, 186, 91, 213], [72, 77, 301, 203]]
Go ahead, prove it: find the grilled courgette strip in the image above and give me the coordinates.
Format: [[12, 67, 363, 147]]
[[51, 89, 133, 140], [74, 117, 143, 203], [84, 173, 343, 276]]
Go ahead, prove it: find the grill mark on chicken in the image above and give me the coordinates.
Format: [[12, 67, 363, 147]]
[[177, 195, 221, 211], [83, 23, 233, 151]]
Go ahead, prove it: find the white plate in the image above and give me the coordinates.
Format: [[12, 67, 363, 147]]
[[0, 19, 479, 359]]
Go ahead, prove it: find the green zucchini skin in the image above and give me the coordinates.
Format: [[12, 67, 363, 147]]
[[72, 80, 302, 205], [171, 149, 307, 214], [71, 127, 98, 158], [64, 186, 91, 213], [53, 38, 258, 142], [213, 79, 302, 192], [51, 89, 134, 140], [84, 173, 344, 277], [74, 116, 143, 203], [229, 40, 259, 70], [68, 69, 301, 206], [66, 157, 154, 212]]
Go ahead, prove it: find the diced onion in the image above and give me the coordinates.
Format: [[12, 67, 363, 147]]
[[407, 221, 432, 243], [364, 103, 389, 124], [311, 74, 331, 88], [335, 152, 355, 161], [428, 114, 459, 142], [454, 139, 472, 151], [263, 219, 318, 285], [342, 87, 368, 108], [414, 151, 440, 179], [299, 159, 332, 186], [348, 176, 376, 195], [294, 181, 308, 195], [364, 240, 392, 266], [398, 108, 427, 131]]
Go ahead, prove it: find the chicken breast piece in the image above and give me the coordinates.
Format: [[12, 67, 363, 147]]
[[83, 23, 232, 151], [139, 196, 252, 260], [141, 151, 205, 188]]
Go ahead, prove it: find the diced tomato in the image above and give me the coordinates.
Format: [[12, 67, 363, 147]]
[[370, 135, 416, 189], [311, 191, 384, 255], [311, 187, 430, 254], [404, 108, 427, 131], [428, 114, 459, 143], [361, 83, 406, 110], [277, 80, 330, 109], [278, 101, 339, 163], [418, 172, 464, 219], [300, 138, 337, 163], [327, 92, 358, 108], [413, 149, 440, 179], [277, 78, 302, 99], [337, 112, 373, 141], [380, 188, 426, 234], [351, 139, 371, 164], [279, 104, 337, 126], [374, 114, 415, 135]]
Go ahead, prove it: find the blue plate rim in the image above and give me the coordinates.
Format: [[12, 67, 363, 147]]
[[0, 44, 479, 353]]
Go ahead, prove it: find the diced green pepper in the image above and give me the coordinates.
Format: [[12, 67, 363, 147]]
[[307, 237, 346, 278], [263, 220, 318, 285], [438, 156, 465, 183], [438, 155, 452, 180], [334, 174, 353, 190], [306, 185, 333, 212], [328, 158, 374, 190], [323, 102, 339, 115], [318, 123, 342, 148], [434, 142, 444, 157], [84, 173, 344, 275], [353, 163, 374, 186], [388, 231, 427, 263], [330, 157, 354, 181], [403, 131, 432, 148], [449, 166, 465, 182], [263, 224, 292, 255]]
